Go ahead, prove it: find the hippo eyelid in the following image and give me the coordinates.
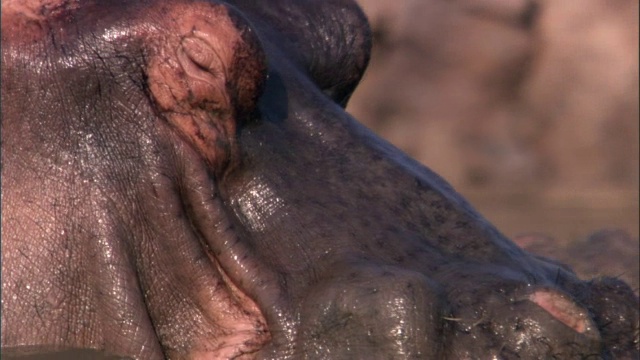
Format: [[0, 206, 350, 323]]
[[178, 36, 225, 84], [180, 36, 216, 71]]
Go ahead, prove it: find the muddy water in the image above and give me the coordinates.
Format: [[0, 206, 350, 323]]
[[467, 190, 639, 292], [467, 191, 639, 241]]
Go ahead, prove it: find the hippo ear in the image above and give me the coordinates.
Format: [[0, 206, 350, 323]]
[[144, 2, 267, 170], [235, 0, 372, 106]]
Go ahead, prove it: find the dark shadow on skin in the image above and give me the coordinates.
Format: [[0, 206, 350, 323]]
[[258, 70, 289, 125]]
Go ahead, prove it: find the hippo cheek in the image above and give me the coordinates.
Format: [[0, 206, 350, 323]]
[[99, 3, 278, 358], [125, 143, 268, 359], [1, 1, 274, 358]]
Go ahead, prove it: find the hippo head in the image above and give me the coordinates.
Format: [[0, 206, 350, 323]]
[[1, 0, 638, 358]]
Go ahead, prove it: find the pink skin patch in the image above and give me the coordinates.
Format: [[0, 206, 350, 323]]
[[142, 1, 266, 173], [1, 0, 79, 43], [529, 289, 592, 333], [145, 3, 240, 169]]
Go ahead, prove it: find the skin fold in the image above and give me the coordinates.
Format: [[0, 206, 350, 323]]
[[2, 0, 638, 359]]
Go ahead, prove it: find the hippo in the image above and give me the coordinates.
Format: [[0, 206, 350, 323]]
[[1, 0, 638, 358]]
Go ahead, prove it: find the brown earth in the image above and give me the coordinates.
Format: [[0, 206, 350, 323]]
[[349, 0, 639, 288]]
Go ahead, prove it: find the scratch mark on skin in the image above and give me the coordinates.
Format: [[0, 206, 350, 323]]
[[18, 248, 31, 261]]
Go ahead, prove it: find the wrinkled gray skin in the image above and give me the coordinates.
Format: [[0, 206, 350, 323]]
[[1, 0, 638, 359]]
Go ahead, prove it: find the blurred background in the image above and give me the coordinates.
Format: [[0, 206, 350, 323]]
[[348, 0, 639, 289]]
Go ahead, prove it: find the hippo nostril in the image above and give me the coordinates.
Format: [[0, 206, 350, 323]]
[[529, 289, 594, 334]]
